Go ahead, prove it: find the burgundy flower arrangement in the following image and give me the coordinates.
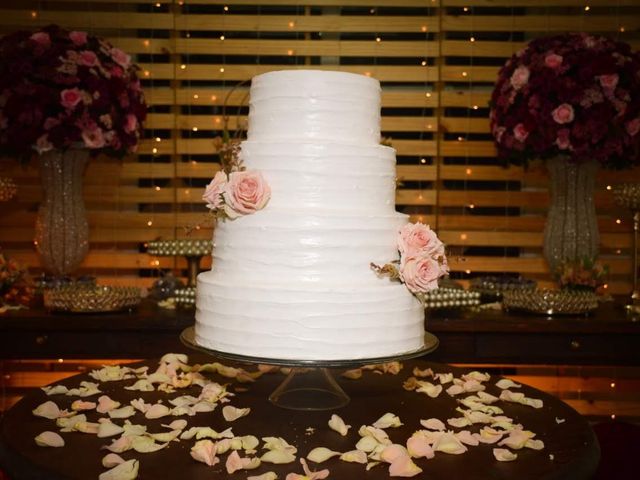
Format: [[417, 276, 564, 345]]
[[0, 24, 146, 159], [490, 33, 640, 169]]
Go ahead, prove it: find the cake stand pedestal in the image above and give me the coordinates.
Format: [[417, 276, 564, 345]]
[[180, 326, 438, 411]]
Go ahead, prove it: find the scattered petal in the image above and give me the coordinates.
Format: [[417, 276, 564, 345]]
[[149, 430, 181, 443], [56, 414, 87, 432], [341, 369, 362, 380], [498, 429, 536, 450], [493, 448, 518, 462], [98, 459, 139, 480], [406, 432, 435, 459], [34, 431, 64, 447], [446, 384, 465, 396], [555, 417, 565, 424], [496, 379, 521, 390], [381, 444, 409, 464], [76, 421, 100, 434], [434, 373, 453, 385], [103, 436, 134, 453], [462, 371, 491, 383], [455, 430, 479, 446], [477, 391, 499, 404], [415, 381, 443, 398], [412, 367, 433, 378], [124, 380, 154, 392], [262, 437, 297, 454], [328, 414, 351, 436], [108, 406, 136, 419], [261, 449, 297, 464], [432, 432, 467, 454], [447, 417, 471, 428], [222, 405, 250, 422], [33, 401, 65, 419], [71, 400, 96, 411], [226, 450, 260, 473], [190, 439, 219, 466], [388, 455, 422, 477], [162, 419, 187, 431], [248, 473, 278, 480], [90, 365, 134, 382], [525, 439, 545, 450], [145, 404, 170, 420], [42, 385, 69, 396], [420, 418, 445, 431], [373, 413, 403, 429], [66, 381, 101, 397], [476, 427, 505, 445], [340, 450, 368, 463], [131, 436, 167, 453], [98, 422, 125, 438], [97, 396, 121, 414], [102, 453, 126, 468], [355, 435, 379, 453], [307, 447, 341, 463]]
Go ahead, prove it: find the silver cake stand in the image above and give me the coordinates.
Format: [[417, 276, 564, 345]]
[[180, 326, 438, 411]]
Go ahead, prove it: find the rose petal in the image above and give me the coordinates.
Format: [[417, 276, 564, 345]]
[[102, 453, 126, 468], [248, 472, 278, 480], [341, 369, 362, 380], [98, 459, 139, 480], [477, 391, 499, 404], [131, 436, 167, 453], [76, 421, 100, 434], [328, 414, 351, 436], [498, 429, 536, 450], [226, 450, 245, 474], [406, 432, 435, 459], [432, 432, 467, 454], [191, 439, 219, 466], [496, 379, 521, 389], [412, 367, 433, 378], [388, 455, 422, 477], [355, 435, 379, 453], [476, 427, 505, 444], [66, 381, 102, 398], [162, 419, 187, 431], [261, 449, 297, 464], [525, 439, 545, 450], [130, 398, 152, 413], [57, 414, 87, 432], [300, 458, 329, 479], [222, 405, 250, 422], [145, 404, 170, 420], [493, 448, 518, 462], [340, 450, 368, 464], [380, 444, 409, 464], [33, 401, 63, 419], [415, 381, 443, 398], [124, 380, 154, 392], [262, 437, 297, 454], [122, 422, 147, 437], [307, 447, 341, 463], [35, 431, 65, 447], [109, 406, 136, 419], [462, 371, 491, 383], [103, 436, 134, 453], [434, 373, 453, 384], [149, 430, 181, 443], [455, 430, 479, 446], [420, 418, 445, 431], [446, 384, 465, 396], [447, 417, 471, 428], [42, 385, 69, 396], [97, 396, 121, 414], [373, 413, 403, 429]]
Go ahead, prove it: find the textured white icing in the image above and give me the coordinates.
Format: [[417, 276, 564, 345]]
[[196, 69, 424, 361], [247, 70, 381, 145]]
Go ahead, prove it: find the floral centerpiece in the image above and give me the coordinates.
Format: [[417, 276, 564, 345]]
[[0, 251, 35, 311], [556, 257, 609, 294], [490, 33, 640, 272], [0, 25, 146, 276], [0, 24, 146, 158]]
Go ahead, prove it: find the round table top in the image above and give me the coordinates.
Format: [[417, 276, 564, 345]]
[[0, 355, 599, 480]]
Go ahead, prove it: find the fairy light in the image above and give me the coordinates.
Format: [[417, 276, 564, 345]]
[[465, 269, 471, 274], [287, 49, 294, 56], [425, 92, 432, 98], [603, 284, 609, 289], [463, 7, 469, 12], [214, 117, 221, 124], [421, 25, 428, 32], [460, 233, 468, 240], [421, 60, 427, 66], [220, 35, 225, 41], [616, 249, 622, 254], [606, 185, 612, 190], [584, 5, 590, 12], [193, 94, 199, 99], [418, 193, 424, 200], [143, 40, 150, 47], [470, 36, 475, 42], [211, 95, 217, 102], [616, 219, 622, 224], [143, 70, 150, 77], [219, 67, 225, 73], [466, 168, 472, 175], [180, 64, 186, 70], [458, 136, 465, 141], [155, 2, 161, 7], [192, 127, 198, 132], [620, 26, 625, 32], [223, 5, 229, 11], [469, 204, 475, 209], [611, 414, 616, 420], [185, 189, 190, 195], [611, 382, 616, 388], [155, 137, 161, 142], [147, 220, 153, 227], [426, 124, 433, 130], [155, 186, 161, 191], [57, 359, 64, 364], [370, 8, 376, 14], [420, 158, 427, 164], [30, 10, 37, 18], [376, 37, 382, 42], [462, 71, 468, 77], [288, 21, 295, 28], [152, 147, 158, 154], [472, 105, 479, 110]]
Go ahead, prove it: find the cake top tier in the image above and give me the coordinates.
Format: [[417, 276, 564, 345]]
[[247, 70, 382, 145]]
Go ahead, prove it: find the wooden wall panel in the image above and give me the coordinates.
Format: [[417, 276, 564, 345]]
[[0, 0, 638, 294]]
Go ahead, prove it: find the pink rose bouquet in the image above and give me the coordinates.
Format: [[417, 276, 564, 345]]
[[372, 222, 448, 299], [202, 169, 271, 220], [490, 33, 640, 169], [0, 24, 146, 160]]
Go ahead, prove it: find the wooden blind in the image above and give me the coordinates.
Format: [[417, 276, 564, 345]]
[[1, 0, 639, 294]]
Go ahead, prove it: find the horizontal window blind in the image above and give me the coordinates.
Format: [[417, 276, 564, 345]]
[[0, 0, 639, 293]]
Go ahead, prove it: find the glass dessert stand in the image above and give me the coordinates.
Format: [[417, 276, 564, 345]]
[[180, 326, 438, 411]]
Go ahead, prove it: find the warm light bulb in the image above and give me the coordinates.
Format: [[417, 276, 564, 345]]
[[143, 40, 150, 47], [465, 269, 471, 274], [616, 219, 622, 224], [469, 204, 475, 209], [152, 147, 158, 154], [287, 49, 294, 56], [426, 124, 433, 129], [192, 127, 198, 132], [466, 168, 472, 175], [288, 21, 295, 28], [418, 194, 424, 200], [470, 36, 475, 42], [147, 220, 153, 226], [31, 10, 37, 18], [421, 26, 428, 32], [155, 186, 161, 191], [219, 67, 225, 73], [421, 60, 427, 66], [611, 382, 616, 388], [472, 105, 478, 110], [144, 70, 150, 77], [376, 37, 381, 42], [606, 185, 612, 190], [224, 5, 229, 11], [57, 359, 64, 363], [214, 117, 221, 124], [155, 2, 161, 7], [463, 7, 469, 12], [620, 26, 626, 32], [611, 414, 616, 420], [460, 233, 468, 240], [458, 136, 465, 141], [462, 71, 468, 77], [370, 8, 375, 14], [180, 64, 186, 70], [211, 95, 217, 101], [584, 5, 590, 11], [155, 137, 161, 142], [420, 158, 427, 164], [616, 249, 622, 254], [220, 35, 225, 41], [193, 94, 199, 99]]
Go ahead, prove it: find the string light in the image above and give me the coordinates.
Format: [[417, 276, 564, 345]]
[[155, 186, 161, 191], [30, 10, 37, 18], [223, 5, 229, 11], [185, 189, 190, 195], [462, 71, 468, 77], [468, 204, 475, 209], [611, 382, 616, 388], [155, 137, 161, 142], [425, 92, 432, 98], [460, 234, 468, 240], [421, 25, 428, 32], [584, 5, 590, 12], [155, 2, 161, 7], [458, 136, 465, 141], [192, 127, 198, 132], [211, 95, 217, 102], [180, 64, 186, 70], [287, 49, 294, 56], [214, 117, 221, 124], [418, 194, 424, 200], [616, 249, 622, 254], [466, 168, 472, 175], [620, 26, 625, 32], [220, 35, 225, 41], [420, 158, 427, 164], [426, 124, 433, 129], [470, 36, 475, 42], [147, 220, 153, 226], [611, 414, 616, 420], [219, 67, 225, 73], [143, 40, 150, 47], [193, 94, 199, 99], [143, 70, 150, 77], [606, 185, 612, 190], [57, 359, 64, 363], [616, 219, 622, 224], [288, 21, 295, 28], [370, 8, 376, 14], [421, 60, 427, 66], [465, 269, 471, 274], [472, 105, 479, 110], [376, 37, 382, 42], [463, 7, 469, 12], [152, 147, 158, 154]]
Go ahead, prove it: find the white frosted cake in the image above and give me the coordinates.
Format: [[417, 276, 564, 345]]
[[195, 69, 424, 360]]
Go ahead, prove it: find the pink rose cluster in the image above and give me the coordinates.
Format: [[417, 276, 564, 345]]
[[202, 169, 271, 219], [397, 222, 448, 294], [490, 33, 640, 169], [0, 24, 146, 159]]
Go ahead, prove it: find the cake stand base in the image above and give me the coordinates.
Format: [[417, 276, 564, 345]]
[[180, 327, 438, 411], [268, 367, 349, 410]]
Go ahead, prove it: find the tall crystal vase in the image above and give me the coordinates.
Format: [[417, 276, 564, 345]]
[[543, 155, 599, 273], [35, 149, 90, 276]]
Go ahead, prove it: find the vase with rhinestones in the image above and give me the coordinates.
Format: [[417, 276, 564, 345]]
[[34, 149, 90, 276], [543, 155, 599, 273]]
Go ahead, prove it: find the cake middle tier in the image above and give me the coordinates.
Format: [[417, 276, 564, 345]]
[[239, 141, 397, 214], [211, 211, 406, 287]]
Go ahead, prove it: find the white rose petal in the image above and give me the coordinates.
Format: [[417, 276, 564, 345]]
[[307, 447, 341, 463], [34, 431, 65, 447], [222, 405, 250, 422], [493, 448, 518, 462], [102, 453, 126, 468], [328, 414, 351, 436], [98, 459, 139, 480]]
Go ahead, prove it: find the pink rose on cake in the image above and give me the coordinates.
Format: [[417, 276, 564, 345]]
[[202, 170, 227, 210], [398, 222, 445, 258], [400, 255, 445, 294], [223, 170, 271, 219], [202, 168, 271, 220]]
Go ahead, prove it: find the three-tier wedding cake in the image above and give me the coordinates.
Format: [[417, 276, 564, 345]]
[[195, 70, 425, 360]]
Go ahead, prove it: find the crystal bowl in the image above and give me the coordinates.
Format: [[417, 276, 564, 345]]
[[44, 285, 142, 313], [612, 183, 640, 210], [502, 289, 598, 315]]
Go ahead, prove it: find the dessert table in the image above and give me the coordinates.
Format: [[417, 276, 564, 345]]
[[0, 355, 599, 480]]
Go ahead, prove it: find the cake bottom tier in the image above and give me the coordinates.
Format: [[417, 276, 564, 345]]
[[195, 271, 424, 361]]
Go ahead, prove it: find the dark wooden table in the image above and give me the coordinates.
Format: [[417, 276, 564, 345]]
[[0, 356, 599, 480], [1, 300, 638, 365]]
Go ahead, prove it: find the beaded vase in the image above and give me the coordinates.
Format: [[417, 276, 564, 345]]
[[543, 156, 599, 273], [34, 149, 90, 276]]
